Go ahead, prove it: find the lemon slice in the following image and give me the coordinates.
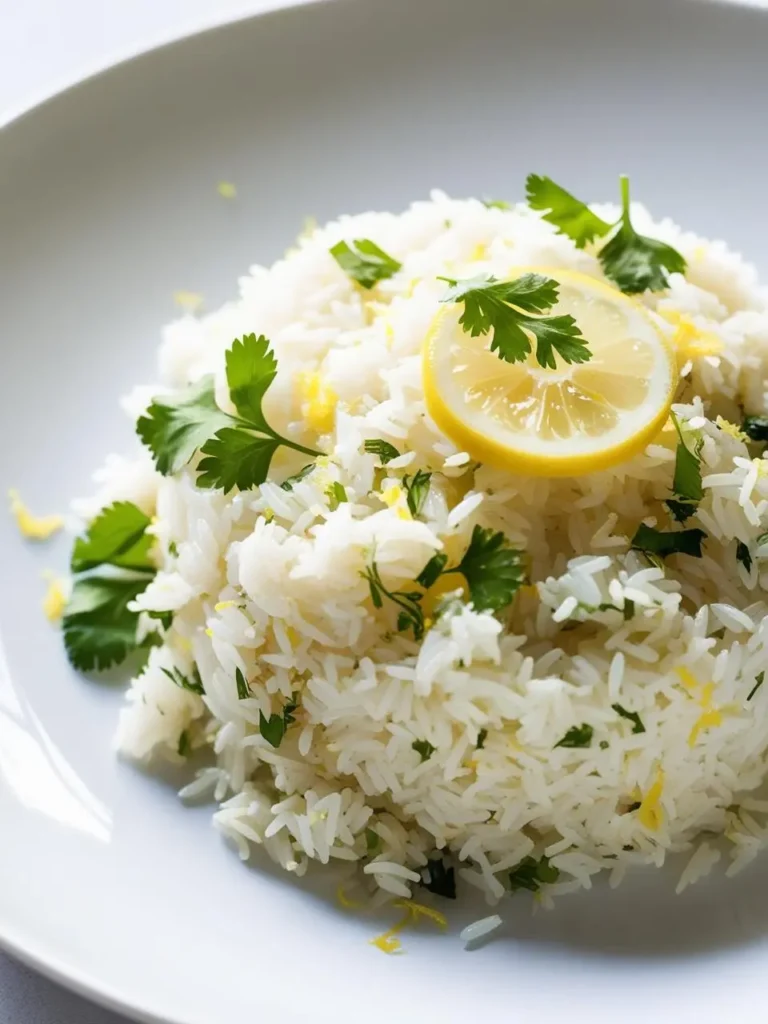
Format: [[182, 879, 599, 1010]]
[[424, 268, 677, 476]]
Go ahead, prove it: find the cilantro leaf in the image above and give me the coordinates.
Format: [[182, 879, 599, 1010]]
[[439, 273, 591, 369], [412, 738, 436, 762], [508, 855, 560, 893], [422, 856, 456, 900], [225, 333, 277, 432], [632, 523, 706, 559], [748, 671, 765, 701], [137, 376, 232, 476], [670, 412, 703, 504], [63, 575, 151, 672], [598, 176, 686, 294], [235, 667, 250, 700], [742, 415, 768, 443], [416, 552, 448, 589], [612, 703, 645, 734], [525, 174, 611, 247], [737, 541, 753, 574], [71, 501, 154, 573], [455, 525, 525, 613], [259, 694, 299, 748], [555, 723, 593, 749], [330, 238, 402, 289], [363, 439, 401, 464], [197, 429, 281, 492], [403, 469, 431, 518], [161, 664, 205, 695]]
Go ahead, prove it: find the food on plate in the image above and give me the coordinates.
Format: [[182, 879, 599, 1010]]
[[57, 173, 768, 915]]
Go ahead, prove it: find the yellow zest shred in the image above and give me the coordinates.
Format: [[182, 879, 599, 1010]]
[[689, 709, 724, 747], [754, 458, 768, 478], [8, 489, 64, 541], [638, 767, 665, 831], [393, 899, 448, 931], [263, 508, 275, 523], [173, 290, 204, 312], [214, 600, 237, 612], [336, 885, 361, 910], [41, 573, 67, 622], [204, 627, 214, 638], [217, 181, 237, 199], [370, 910, 410, 954], [286, 626, 299, 645], [715, 416, 749, 443], [469, 242, 488, 262], [296, 371, 338, 433], [663, 312, 723, 362], [385, 321, 395, 347], [675, 666, 698, 691], [380, 484, 411, 519]]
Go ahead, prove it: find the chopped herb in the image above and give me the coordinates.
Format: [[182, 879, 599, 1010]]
[[330, 238, 401, 289], [508, 855, 560, 893], [416, 552, 448, 589], [365, 827, 381, 854], [422, 857, 456, 899], [736, 540, 753, 573], [168, 540, 178, 557], [476, 728, 488, 750], [235, 667, 250, 700], [631, 523, 706, 559], [161, 664, 204, 695], [666, 499, 697, 523], [599, 740, 609, 750], [63, 575, 154, 672], [403, 469, 432, 518], [481, 198, 511, 211], [147, 609, 174, 630], [326, 481, 348, 510], [177, 730, 191, 757], [363, 439, 401, 464], [742, 415, 768, 443], [453, 524, 525, 613], [412, 738, 436, 762], [363, 560, 424, 640], [280, 463, 315, 490], [670, 411, 703, 513], [625, 801, 641, 813], [439, 273, 591, 370], [612, 703, 645, 734], [526, 173, 686, 294], [138, 334, 321, 493], [555, 723, 593, 749], [71, 501, 154, 573], [259, 694, 298, 749], [623, 599, 636, 621], [747, 671, 765, 702]]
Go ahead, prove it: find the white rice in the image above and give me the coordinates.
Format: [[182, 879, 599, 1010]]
[[76, 189, 768, 911]]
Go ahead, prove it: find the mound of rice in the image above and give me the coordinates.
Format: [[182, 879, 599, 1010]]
[[81, 190, 768, 908]]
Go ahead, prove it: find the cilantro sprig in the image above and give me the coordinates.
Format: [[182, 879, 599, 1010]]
[[138, 334, 321, 494], [508, 855, 560, 894], [363, 560, 424, 640], [439, 273, 591, 370], [666, 411, 704, 522], [526, 173, 687, 294], [63, 502, 158, 672], [330, 238, 402, 289]]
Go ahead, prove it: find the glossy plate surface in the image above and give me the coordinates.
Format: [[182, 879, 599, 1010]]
[[2, 0, 768, 1020]]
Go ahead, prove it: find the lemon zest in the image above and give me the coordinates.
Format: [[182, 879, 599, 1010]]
[[665, 313, 723, 361], [296, 371, 338, 433], [9, 490, 64, 541], [753, 458, 768, 478], [715, 416, 749, 443], [469, 242, 488, 262], [637, 767, 665, 831], [41, 573, 67, 622], [675, 666, 698, 691], [173, 290, 204, 312], [336, 885, 362, 910], [370, 910, 410, 954], [205, 628, 213, 638], [214, 600, 237, 612], [217, 181, 237, 199], [393, 899, 448, 931], [688, 708, 723, 747]]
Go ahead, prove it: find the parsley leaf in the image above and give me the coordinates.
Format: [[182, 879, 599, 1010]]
[[235, 667, 250, 700], [612, 703, 645, 734], [330, 238, 402, 289], [598, 176, 686, 294], [416, 552, 448, 589], [161, 664, 205, 695], [363, 439, 401, 464], [632, 523, 706, 559], [454, 525, 525, 613], [70, 501, 154, 573], [259, 694, 298, 749], [403, 469, 431, 518], [422, 856, 456, 899], [748, 671, 765, 701], [508, 855, 560, 893], [363, 560, 424, 640], [742, 415, 768, 443], [63, 575, 152, 672], [137, 376, 231, 476], [555, 723, 593, 749], [412, 738, 436, 762], [526, 174, 611, 247], [439, 273, 591, 370], [737, 541, 753, 574]]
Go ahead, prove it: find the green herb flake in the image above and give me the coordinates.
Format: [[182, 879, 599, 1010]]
[[439, 273, 591, 370], [742, 416, 768, 443], [330, 238, 402, 289], [363, 560, 424, 640], [403, 469, 432, 518], [631, 523, 706, 559], [555, 723, 593, 749], [365, 827, 381, 854], [416, 552, 448, 589], [326, 481, 348, 510], [666, 499, 697, 523], [161, 664, 205, 695], [476, 728, 488, 750], [508, 855, 560, 894], [481, 198, 511, 211], [412, 738, 436, 762], [670, 411, 703, 509], [454, 524, 525, 614], [612, 703, 645, 734], [235, 667, 250, 700], [422, 857, 456, 899], [259, 694, 298, 749], [177, 730, 191, 758], [280, 463, 315, 491], [363, 439, 401, 464], [736, 540, 753, 574], [747, 671, 765, 702]]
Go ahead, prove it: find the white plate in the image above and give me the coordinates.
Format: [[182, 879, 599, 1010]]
[[3, 0, 768, 1021]]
